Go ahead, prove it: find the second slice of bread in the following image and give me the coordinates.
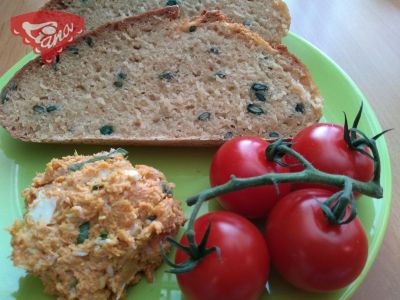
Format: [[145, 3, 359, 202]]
[[0, 6, 322, 146], [43, 0, 291, 43]]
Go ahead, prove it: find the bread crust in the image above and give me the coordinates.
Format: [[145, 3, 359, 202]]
[[0, 7, 322, 146]]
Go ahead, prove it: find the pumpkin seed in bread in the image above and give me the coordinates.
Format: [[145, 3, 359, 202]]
[[43, 0, 290, 43], [0, 6, 322, 145]]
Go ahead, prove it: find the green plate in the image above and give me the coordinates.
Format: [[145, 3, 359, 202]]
[[0, 32, 392, 300]]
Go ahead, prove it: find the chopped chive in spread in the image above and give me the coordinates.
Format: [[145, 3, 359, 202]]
[[46, 105, 58, 112], [208, 46, 220, 55], [223, 131, 233, 140], [147, 215, 157, 221], [159, 71, 175, 81], [84, 36, 94, 47], [99, 231, 109, 239], [76, 222, 90, 244], [247, 103, 265, 115], [100, 125, 114, 135], [92, 184, 104, 191], [189, 25, 197, 32], [162, 183, 173, 196], [69, 277, 78, 289], [198, 112, 211, 121], [66, 46, 79, 55], [254, 92, 267, 102], [251, 83, 268, 92], [33, 105, 46, 113], [166, 0, 179, 5], [215, 71, 226, 79], [68, 148, 128, 172], [295, 103, 306, 114], [268, 131, 280, 138]]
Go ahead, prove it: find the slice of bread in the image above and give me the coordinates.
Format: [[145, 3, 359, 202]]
[[42, 0, 290, 43], [0, 6, 322, 146]]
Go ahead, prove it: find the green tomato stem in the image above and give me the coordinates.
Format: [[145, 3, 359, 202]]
[[185, 194, 208, 258], [186, 144, 383, 207]]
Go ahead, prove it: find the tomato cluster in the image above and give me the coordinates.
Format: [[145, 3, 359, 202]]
[[174, 124, 374, 299]]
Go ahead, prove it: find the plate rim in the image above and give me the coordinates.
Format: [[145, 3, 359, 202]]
[[0, 32, 393, 300]]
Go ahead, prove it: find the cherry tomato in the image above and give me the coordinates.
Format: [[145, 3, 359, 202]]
[[176, 211, 270, 300], [210, 136, 291, 218], [284, 124, 374, 192], [265, 189, 368, 292]]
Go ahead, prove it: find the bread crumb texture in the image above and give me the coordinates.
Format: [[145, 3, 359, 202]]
[[0, 9, 322, 145], [9, 150, 186, 300]]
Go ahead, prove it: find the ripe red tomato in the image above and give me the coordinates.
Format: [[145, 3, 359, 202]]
[[284, 124, 374, 192], [176, 211, 270, 300], [210, 136, 291, 218], [265, 189, 368, 292]]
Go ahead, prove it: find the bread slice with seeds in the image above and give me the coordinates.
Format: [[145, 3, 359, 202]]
[[42, 0, 290, 43], [0, 6, 322, 146]]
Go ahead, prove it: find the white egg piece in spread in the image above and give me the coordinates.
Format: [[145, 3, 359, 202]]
[[26, 190, 57, 224]]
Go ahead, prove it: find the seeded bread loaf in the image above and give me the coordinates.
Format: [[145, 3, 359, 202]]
[[42, 0, 290, 43], [0, 6, 323, 146]]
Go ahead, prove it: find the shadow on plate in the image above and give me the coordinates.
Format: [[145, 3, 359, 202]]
[[0, 128, 217, 175]]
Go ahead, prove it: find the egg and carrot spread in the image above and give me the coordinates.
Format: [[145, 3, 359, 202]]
[[9, 149, 186, 300]]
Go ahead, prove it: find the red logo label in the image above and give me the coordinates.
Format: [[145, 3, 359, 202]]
[[11, 11, 85, 64]]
